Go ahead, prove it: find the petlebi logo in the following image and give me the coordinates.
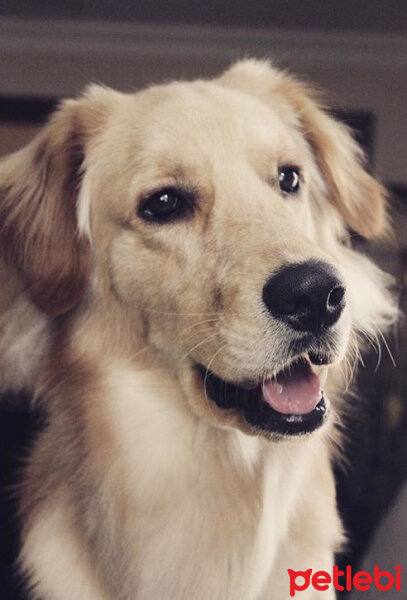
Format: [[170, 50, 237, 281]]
[[288, 565, 403, 596]]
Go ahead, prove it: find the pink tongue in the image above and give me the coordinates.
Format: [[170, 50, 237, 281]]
[[262, 365, 321, 415]]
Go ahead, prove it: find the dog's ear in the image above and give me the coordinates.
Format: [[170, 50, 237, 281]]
[[0, 86, 111, 316], [220, 60, 388, 239]]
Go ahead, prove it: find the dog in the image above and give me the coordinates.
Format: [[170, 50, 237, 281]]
[[0, 59, 397, 599]]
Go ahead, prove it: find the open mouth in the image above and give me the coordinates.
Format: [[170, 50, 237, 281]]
[[196, 353, 329, 436]]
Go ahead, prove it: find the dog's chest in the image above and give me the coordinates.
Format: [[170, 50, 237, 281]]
[[21, 366, 319, 600], [109, 395, 311, 599], [70, 366, 315, 600], [130, 450, 306, 600]]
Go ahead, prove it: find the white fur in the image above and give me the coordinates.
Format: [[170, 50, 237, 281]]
[[0, 294, 49, 392], [76, 169, 93, 241], [21, 491, 110, 600]]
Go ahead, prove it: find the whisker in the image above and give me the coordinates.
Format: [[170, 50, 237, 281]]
[[353, 338, 365, 368], [356, 328, 382, 370], [181, 333, 219, 362], [341, 355, 351, 392], [178, 318, 221, 338], [375, 326, 396, 368], [203, 344, 227, 408], [144, 309, 224, 317]]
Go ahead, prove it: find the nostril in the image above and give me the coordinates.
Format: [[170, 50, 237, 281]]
[[328, 285, 345, 309]]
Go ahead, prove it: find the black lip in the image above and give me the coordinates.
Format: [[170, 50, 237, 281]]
[[243, 395, 327, 435], [196, 363, 328, 436]]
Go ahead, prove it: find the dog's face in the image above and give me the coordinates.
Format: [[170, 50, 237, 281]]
[[0, 60, 393, 440]]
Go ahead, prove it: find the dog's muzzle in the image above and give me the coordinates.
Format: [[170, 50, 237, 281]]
[[195, 261, 345, 437]]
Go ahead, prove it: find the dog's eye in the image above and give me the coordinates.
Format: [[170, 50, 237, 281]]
[[139, 188, 193, 223], [278, 167, 301, 194]]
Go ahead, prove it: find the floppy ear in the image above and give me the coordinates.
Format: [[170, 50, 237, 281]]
[[220, 60, 388, 239], [0, 87, 110, 316]]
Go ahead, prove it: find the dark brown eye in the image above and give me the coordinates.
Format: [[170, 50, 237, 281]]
[[278, 167, 301, 194], [139, 188, 193, 223]]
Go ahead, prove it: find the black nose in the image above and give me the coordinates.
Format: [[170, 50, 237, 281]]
[[262, 261, 346, 335]]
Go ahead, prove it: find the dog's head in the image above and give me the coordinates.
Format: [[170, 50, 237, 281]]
[[0, 60, 396, 439]]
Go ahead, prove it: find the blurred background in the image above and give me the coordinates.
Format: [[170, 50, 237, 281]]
[[0, 2, 406, 598]]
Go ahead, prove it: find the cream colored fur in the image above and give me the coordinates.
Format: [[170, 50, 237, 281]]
[[0, 60, 397, 599]]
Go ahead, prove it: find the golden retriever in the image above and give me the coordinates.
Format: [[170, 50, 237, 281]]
[[0, 60, 397, 599]]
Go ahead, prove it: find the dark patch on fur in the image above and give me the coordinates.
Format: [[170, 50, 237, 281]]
[[213, 286, 224, 312]]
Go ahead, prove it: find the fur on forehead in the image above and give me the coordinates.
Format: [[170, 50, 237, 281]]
[[218, 59, 389, 240]]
